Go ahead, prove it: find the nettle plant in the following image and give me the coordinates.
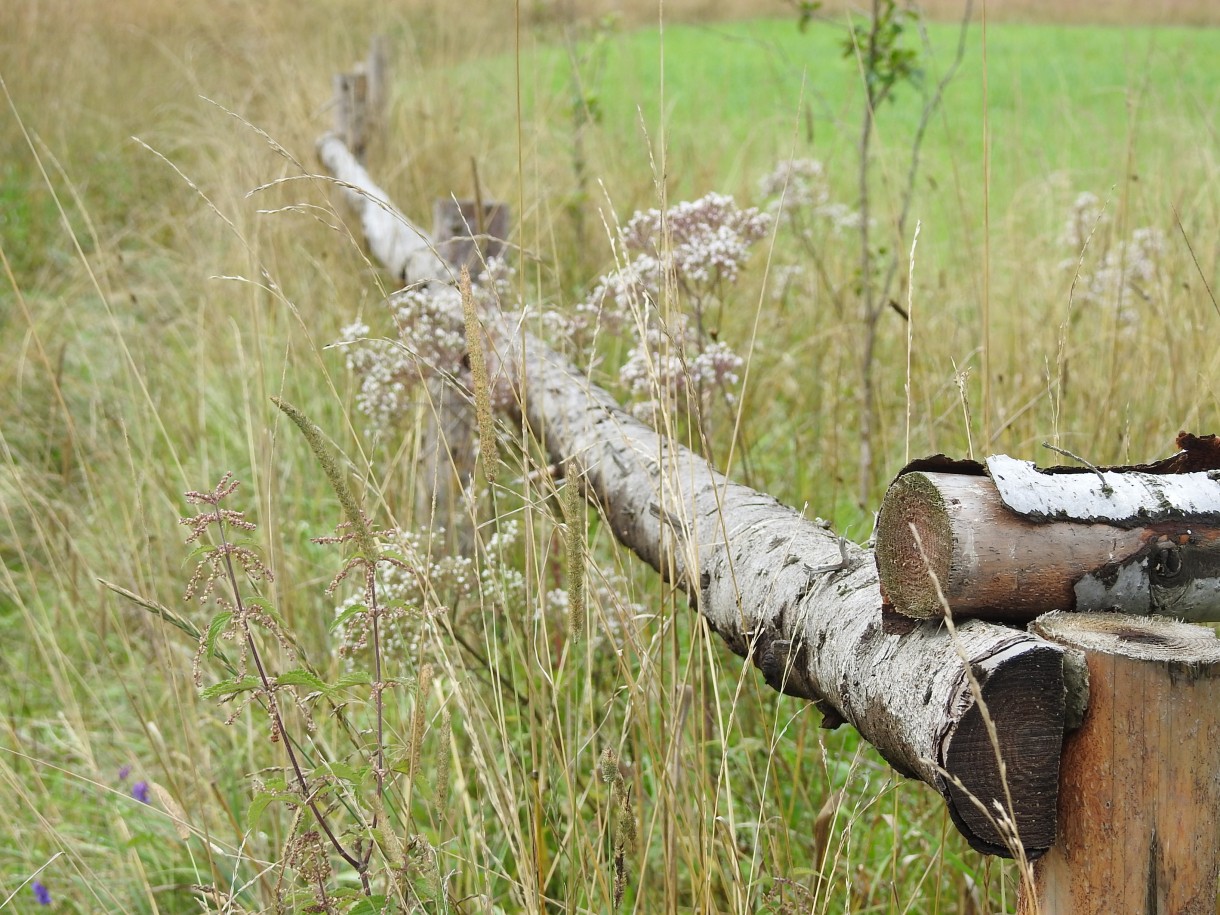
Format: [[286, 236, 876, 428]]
[[181, 402, 453, 913], [177, 191, 762, 910]]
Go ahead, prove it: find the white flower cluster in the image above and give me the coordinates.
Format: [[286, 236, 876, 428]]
[[1059, 193, 1164, 325], [620, 192, 771, 288], [758, 158, 864, 236], [331, 519, 526, 659], [566, 193, 769, 345], [562, 193, 765, 422], [340, 321, 415, 429], [767, 264, 807, 300], [340, 258, 514, 429], [617, 318, 745, 422], [1059, 191, 1108, 252], [758, 158, 830, 210]]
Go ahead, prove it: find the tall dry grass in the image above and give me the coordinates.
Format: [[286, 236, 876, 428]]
[[2, 0, 1218, 912]]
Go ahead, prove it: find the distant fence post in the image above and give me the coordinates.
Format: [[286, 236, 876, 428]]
[[432, 199, 510, 274], [333, 37, 388, 163], [1017, 612, 1220, 914]]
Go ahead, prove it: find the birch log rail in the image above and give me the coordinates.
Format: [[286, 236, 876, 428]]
[[876, 448, 1220, 622], [314, 131, 1073, 858]]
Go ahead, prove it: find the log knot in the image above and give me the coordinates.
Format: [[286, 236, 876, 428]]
[[755, 637, 822, 704]]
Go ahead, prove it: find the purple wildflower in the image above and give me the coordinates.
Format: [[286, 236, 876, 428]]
[[32, 881, 51, 905], [132, 781, 151, 804], [118, 764, 131, 781]]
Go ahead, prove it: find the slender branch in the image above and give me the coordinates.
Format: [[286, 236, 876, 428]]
[[877, 0, 975, 307]]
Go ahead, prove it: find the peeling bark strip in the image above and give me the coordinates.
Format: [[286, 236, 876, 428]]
[[987, 454, 1220, 525], [1018, 612, 1220, 915], [482, 327, 1066, 858], [317, 132, 1068, 858], [877, 453, 1220, 622]]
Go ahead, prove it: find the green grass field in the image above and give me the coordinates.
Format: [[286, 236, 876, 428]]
[[2, 2, 1219, 911]]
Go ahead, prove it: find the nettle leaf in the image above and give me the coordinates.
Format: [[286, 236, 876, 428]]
[[246, 788, 298, 827], [204, 611, 233, 658], [182, 544, 215, 566], [332, 671, 372, 690], [275, 668, 329, 693], [330, 602, 368, 632], [318, 761, 372, 786], [344, 896, 388, 915], [200, 675, 262, 700], [378, 546, 412, 564]]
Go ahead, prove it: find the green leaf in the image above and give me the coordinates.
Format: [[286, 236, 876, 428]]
[[275, 668, 328, 693], [344, 896, 387, 915], [246, 792, 274, 827], [200, 675, 262, 700], [330, 602, 367, 632], [246, 595, 288, 628], [183, 544, 215, 565], [204, 611, 233, 658], [317, 761, 372, 786], [246, 788, 298, 827], [332, 670, 372, 690]]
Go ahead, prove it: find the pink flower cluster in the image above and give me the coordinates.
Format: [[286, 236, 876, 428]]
[[758, 158, 863, 235], [620, 192, 771, 288]]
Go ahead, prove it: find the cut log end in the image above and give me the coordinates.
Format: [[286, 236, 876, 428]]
[[1032, 610, 1220, 667], [876, 472, 953, 618], [878, 464, 1220, 623], [942, 641, 1066, 858]]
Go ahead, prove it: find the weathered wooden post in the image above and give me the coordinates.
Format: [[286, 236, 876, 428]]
[[1019, 612, 1220, 914], [432, 198, 509, 274], [333, 37, 388, 164]]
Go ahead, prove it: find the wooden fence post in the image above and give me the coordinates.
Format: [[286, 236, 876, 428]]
[[432, 198, 509, 274], [333, 37, 388, 163], [1018, 612, 1220, 914]]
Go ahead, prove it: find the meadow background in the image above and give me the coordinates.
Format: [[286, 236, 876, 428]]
[[2, 0, 1219, 911]]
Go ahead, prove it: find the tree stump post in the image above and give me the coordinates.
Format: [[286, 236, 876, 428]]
[[333, 37, 388, 164], [1018, 612, 1220, 914], [432, 198, 509, 274], [333, 69, 371, 162]]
